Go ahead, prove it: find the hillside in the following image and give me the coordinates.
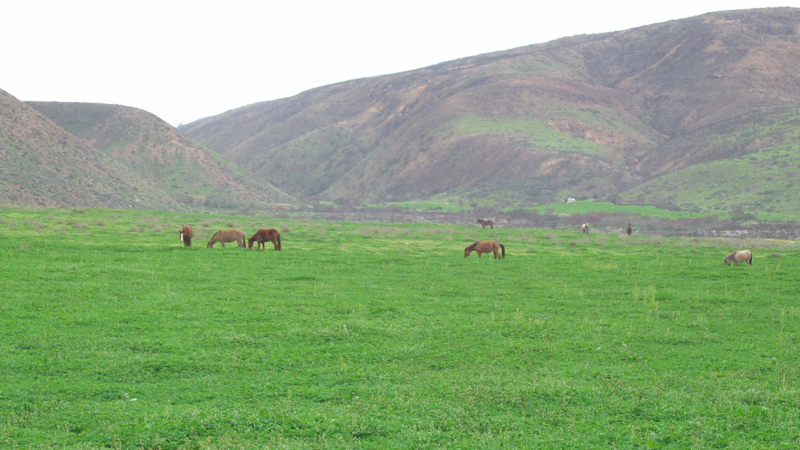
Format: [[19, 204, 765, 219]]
[[24, 102, 295, 211], [181, 7, 800, 215], [0, 89, 177, 209]]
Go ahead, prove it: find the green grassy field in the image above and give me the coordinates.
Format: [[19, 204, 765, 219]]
[[2, 208, 800, 449], [362, 199, 727, 220], [512, 201, 720, 219]]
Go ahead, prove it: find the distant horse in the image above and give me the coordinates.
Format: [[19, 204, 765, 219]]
[[178, 225, 193, 247], [248, 228, 281, 251], [464, 240, 505, 259], [207, 229, 246, 248], [582, 223, 589, 234], [626, 223, 632, 236], [724, 249, 752, 266], [477, 219, 494, 229]]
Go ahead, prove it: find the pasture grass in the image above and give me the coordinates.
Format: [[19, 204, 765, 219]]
[[362, 198, 726, 221], [2, 208, 800, 449], [513, 200, 720, 219]]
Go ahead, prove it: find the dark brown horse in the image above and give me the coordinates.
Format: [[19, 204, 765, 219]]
[[477, 219, 494, 229], [626, 223, 632, 236], [178, 225, 193, 247], [248, 228, 281, 251], [724, 249, 752, 266], [207, 229, 246, 248], [464, 240, 505, 259]]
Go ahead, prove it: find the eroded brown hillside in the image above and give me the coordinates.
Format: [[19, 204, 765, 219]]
[[0, 90, 174, 209], [182, 7, 800, 208], [27, 102, 295, 210]]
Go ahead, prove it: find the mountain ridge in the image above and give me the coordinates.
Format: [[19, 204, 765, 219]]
[[0, 89, 296, 211], [180, 7, 800, 215], [27, 101, 295, 210], [4, 8, 800, 216]]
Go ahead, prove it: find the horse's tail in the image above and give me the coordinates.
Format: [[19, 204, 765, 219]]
[[500, 244, 505, 259], [277, 233, 282, 251], [748, 253, 753, 266]]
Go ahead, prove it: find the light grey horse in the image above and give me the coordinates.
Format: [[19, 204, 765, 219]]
[[724, 249, 752, 266]]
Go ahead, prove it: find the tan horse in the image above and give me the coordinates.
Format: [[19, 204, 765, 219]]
[[207, 229, 246, 248], [477, 219, 494, 229], [581, 223, 589, 234], [178, 225, 193, 247], [248, 228, 281, 251], [724, 249, 752, 266], [464, 240, 505, 259]]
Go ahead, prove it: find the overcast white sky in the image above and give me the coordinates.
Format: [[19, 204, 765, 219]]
[[3, 1, 798, 126]]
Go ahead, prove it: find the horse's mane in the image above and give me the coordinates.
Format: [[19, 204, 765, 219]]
[[465, 242, 478, 251]]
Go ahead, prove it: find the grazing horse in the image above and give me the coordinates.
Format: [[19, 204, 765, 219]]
[[477, 219, 494, 229], [178, 225, 193, 247], [626, 223, 632, 236], [581, 223, 589, 234], [207, 229, 246, 248], [724, 249, 752, 266], [248, 228, 281, 251], [464, 240, 505, 259]]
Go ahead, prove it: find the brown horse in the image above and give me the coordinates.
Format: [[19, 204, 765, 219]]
[[248, 228, 281, 250], [464, 240, 505, 259], [724, 249, 752, 266], [207, 229, 246, 248], [626, 223, 632, 236], [477, 219, 494, 229], [178, 225, 193, 247]]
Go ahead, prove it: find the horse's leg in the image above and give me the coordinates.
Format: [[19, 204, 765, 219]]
[[221, 242, 226, 248]]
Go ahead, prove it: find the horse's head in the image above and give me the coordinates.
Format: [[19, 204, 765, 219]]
[[207, 241, 214, 248], [464, 242, 477, 257]]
